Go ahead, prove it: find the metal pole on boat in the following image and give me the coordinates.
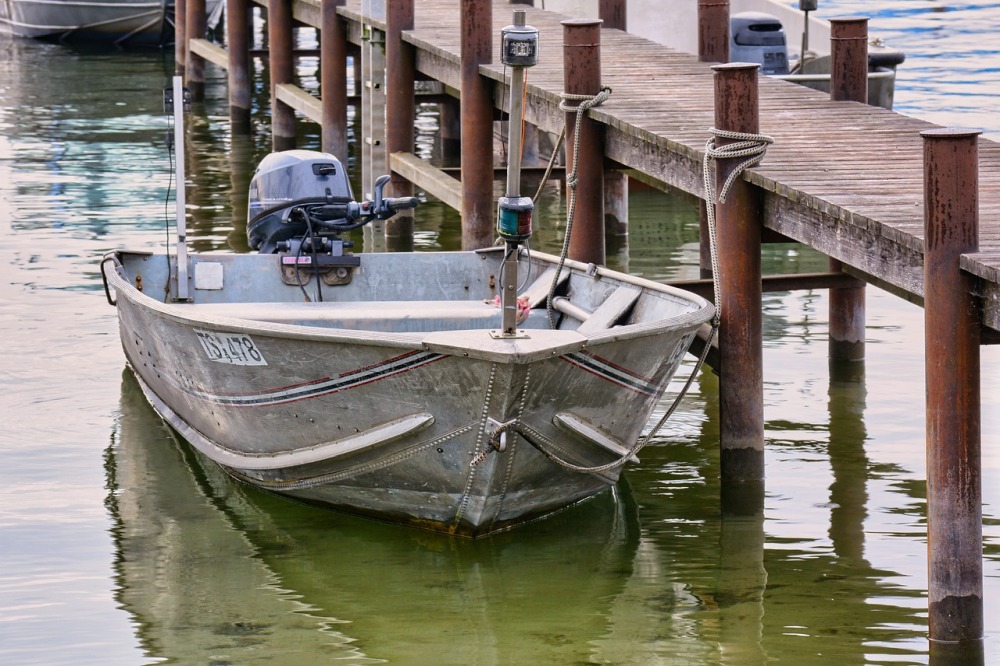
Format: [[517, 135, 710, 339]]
[[495, 9, 538, 337], [170, 76, 190, 301]]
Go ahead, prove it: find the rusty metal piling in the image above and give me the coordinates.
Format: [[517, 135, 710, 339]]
[[385, 0, 416, 241], [713, 63, 765, 492], [922, 128, 984, 646], [175, 0, 187, 76], [599, 0, 626, 31], [698, 0, 729, 277], [562, 18, 605, 266], [226, 0, 252, 132], [184, 0, 207, 100], [698, 0, 730, 64], [268, 0, 296, 151], [321, 0, 348, 158], [460, 0, 495, 249], [828, 17, 869, 362]]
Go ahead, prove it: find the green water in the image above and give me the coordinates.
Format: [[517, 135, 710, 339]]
[[1, 24, 998, 664]]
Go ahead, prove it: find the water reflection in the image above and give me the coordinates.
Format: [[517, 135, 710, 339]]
[[111, 370, 647, 663], [109, 353, 948, 664]]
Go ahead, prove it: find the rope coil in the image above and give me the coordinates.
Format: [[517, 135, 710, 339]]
[[701, 127, 774, 324]]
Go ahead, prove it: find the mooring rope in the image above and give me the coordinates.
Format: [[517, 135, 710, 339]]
[[545, 86, 613, 329], [479, 125, 774, 475], [701, 127, 774, 318]]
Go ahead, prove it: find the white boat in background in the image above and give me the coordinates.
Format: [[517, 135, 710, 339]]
[[0, 0, 222, 46]]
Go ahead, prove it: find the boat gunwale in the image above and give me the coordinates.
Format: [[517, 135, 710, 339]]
[[103, 248, 715, 355]]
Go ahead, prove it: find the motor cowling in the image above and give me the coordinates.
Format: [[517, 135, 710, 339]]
[[730, 12, 789, 75], [247, 150, 355, 252]]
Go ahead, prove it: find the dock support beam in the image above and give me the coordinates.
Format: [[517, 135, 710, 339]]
[[185, 0, 207, 100], [227, 0, 252, 133], [828, 18, 869, 363], [269, 0, 296, 151], [386, 0, 416, 243], [321, 0, 348, 158], [713, 63, 764, 495], [460, 0, 495, 249], [562, 19, 605, 266], [922, 128, 983, 648]]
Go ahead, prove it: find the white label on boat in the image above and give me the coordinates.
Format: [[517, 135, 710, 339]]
[[194, 330, 268, 366]]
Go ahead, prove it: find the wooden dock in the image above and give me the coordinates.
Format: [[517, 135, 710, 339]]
[[177, 0, 991, 649]]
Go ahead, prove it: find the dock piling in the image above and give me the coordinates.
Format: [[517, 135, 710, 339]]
[[175, 0, 187, 76], [922, 127, 984, 645], [599, 0, 626, 31], [460, 0, 495, 249], [226, 0, 252, 132], [698, 0, 730, 64], [562, 18, 606, 266], [321, 0, 348, 158], [184, 0, 207, 100], [698, 0, 729, 277], [712, 63, 765, 494], [385, 0, 416, 241], [828, 17, 869, 363], [268, 0, 296, 151]]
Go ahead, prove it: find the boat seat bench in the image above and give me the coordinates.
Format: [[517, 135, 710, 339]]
[[186, 284, 638, 335], [185, 300, 510, 333]]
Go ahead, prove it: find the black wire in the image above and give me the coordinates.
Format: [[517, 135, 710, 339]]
[[302, 210, 324, 303], [293, 233, 311, 302]]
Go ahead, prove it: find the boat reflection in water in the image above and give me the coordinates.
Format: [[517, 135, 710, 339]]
[[110, 370, 650, 663], [112, 348, 973, 663]]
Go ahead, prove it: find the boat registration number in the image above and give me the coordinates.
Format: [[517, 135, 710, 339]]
[[194, 330, 268, 366]]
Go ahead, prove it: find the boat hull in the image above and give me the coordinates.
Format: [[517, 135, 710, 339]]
[[105, 250, 712, 536]]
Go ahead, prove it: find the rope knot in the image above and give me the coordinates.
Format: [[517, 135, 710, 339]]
[[703, 128, 774, 204]]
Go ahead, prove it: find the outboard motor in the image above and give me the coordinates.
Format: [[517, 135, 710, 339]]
[[247, 150, 417, 254], [730, 12, 789, 75]]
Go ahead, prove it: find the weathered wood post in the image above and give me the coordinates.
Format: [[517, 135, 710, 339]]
[[321, 0, 348, 158], [385, 0, 416, 242], [698, 0, 729, 277], [175, 0, 187, 76], [562, 18, 605, 266], [226, 0, 252, 133], [922, 128, 983, 647], [713, 63, 764, 493], [184, 0, 207, 100], [828, 17, 869, 362], [460, 0, 495, 249], [268, 0, 296, 151]]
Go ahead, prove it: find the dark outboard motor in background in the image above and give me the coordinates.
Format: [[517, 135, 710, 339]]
[[730, 12, 790, 75]]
